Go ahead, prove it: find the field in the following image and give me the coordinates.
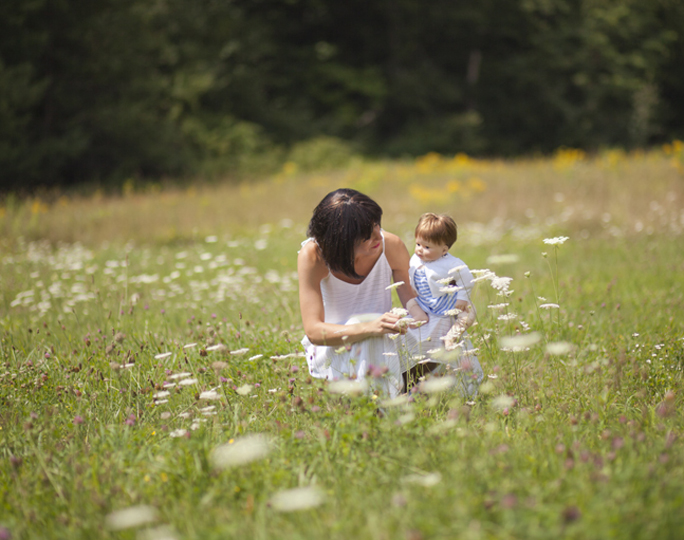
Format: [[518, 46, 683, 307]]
[[1, 146, 684, 539]]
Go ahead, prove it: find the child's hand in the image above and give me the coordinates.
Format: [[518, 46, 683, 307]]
[[454, 299, 469, 312]]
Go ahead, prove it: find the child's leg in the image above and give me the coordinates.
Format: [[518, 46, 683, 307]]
[[443, 306, 476, 351]]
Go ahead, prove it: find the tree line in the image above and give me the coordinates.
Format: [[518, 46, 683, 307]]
[[1, 0, 683, 190]]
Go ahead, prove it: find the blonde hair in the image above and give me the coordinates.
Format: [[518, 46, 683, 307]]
[[414, 213, 457, 247]]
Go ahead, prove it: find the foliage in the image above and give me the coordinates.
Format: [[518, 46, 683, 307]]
[[1, 0, 684, 190], [1, 153, 683, 538]]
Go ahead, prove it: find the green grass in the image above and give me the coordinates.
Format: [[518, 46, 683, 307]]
[[1, 151, 683, 539]]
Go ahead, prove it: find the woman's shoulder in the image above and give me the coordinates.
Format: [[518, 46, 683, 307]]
[[382, 230, 405, 251], [298, 239, 322, 263], [382, 230, 410, 267], [298, 239, 328, 277]]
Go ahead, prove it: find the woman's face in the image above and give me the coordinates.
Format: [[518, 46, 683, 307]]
[[354, 224, 382, 259]]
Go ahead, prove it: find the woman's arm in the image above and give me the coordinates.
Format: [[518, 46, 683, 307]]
[[297, 241, 403, 346]]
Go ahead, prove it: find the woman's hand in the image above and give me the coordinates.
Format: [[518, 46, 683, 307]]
[[367, 312, 406, 335]]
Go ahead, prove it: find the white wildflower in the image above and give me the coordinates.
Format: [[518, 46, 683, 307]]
[[206, 344, 227, 352], [248, 354, 264, 361], [390, 307, 409, 317], [539, 303, 560, 309], [546, 341, 575, 355], [486, 254, 520, 265], [402, 472, 442, 487], [386, 281, 405, 290], [153, 391, 170, 399], [105, 505, 158, 530], [543, 236, 569, 245], [497, 313, 518, 321], [169, 372, 192, 380], [491, 395, 515, 411], [183, 343, 197, 349], [154, 352, 172, 360], [230, 348, 250, 355], [500, 332, 541, 349], [169, 429, 188, 438], [328, 378, 369, 396], [178, 378, 198, 386], [448, 265, 469, 275], [236, 384, 253, 396], [270, 487, 325, 512], [487, 303, 509, 310], [380, 395, 411, 408], [490, 276, 513, 291], [199, 390, 221, 400], [420, 376, 456, 394], [439, 285, 461, 295], [211, 434, 272, 469]]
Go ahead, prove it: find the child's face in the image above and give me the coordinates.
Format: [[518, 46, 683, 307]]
[[414, 236, 449, 262]]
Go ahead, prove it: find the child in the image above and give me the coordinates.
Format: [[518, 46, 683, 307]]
[[407, 213, 476, 350]]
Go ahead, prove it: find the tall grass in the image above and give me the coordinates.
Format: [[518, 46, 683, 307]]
[[1, 146, 683, 539]]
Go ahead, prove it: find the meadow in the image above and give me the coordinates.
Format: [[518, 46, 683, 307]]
[[1, 145, 683, 539]]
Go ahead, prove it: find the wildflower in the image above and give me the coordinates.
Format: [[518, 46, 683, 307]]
[[248, 354, 263, 361], [543, 236, 569, 245], [230, 348, 250, 355], [487, 303, 509, 310], [105, 505, 158, 530], [328, 378, 369, 396], [153, 391, 170, 399], [500, 332, 541, 349], [491, 395, 515, 411], [236, 384, 253, 396], [448, 265, 469, 275], [169, 372, 192, 380], [546, 341, 574, 355], [179, 378, 198, 386], [539, 303, 560, 309], [402, 472, 442, 487], [169, 429, 188, 438], [183, 343, 197, 349], [270, 486, 325, 512], [490, 276, 513, 291], [211, 434, 272, 469], [390, 307, 408, 317], [199, 390, 221, 400], [385, 281, 405, 290], [439, 285, 461, 295], [72, 415, 84, 425], [154, 352, 172, 360], [420, 376, 456, 394], [486, 254, 520, 265], [206, 344, 227, 352]]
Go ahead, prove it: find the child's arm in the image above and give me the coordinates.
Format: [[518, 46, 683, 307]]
[[407, 298, 429, 322]]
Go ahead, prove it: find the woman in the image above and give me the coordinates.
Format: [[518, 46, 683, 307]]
[[298, 188, 482, 397]]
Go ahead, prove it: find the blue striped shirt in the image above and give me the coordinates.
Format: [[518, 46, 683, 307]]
[[413, 268, 459, 316]]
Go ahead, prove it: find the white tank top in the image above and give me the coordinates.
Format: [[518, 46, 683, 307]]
[[303, 232, 393, 324]]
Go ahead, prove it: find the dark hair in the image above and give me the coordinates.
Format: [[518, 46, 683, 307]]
[[415, 213, 457, 247], [307, 188, 383, 278]]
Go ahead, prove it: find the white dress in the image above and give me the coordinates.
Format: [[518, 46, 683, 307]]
[[301, 233, 483, 397]]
